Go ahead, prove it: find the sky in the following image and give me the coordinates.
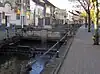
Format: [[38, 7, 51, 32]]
[[49, 0, 84, 12], [30, 0, 71, 11], [48, 0, 74, 11], [30, 0, 73, 12], [30, 0, 83, 13]]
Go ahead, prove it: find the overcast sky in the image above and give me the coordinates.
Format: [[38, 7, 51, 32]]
[[48, 0, 73, 10], [49, 0, 84, 12], [30, 0, 82, 12]]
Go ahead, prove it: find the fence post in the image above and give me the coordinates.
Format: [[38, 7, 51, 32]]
[[56, 41, 60, 58]]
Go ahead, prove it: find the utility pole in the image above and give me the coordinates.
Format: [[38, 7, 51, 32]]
[[93, 0, 99, 45]]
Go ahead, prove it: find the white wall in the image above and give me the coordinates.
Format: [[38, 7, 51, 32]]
[[30, 0, 44, 26]]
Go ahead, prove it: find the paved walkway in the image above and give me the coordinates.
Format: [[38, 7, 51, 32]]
[[58, 25, 100, 74]]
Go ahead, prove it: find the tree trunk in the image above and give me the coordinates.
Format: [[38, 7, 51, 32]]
[[88, 11, 91, 32], [85, 17, 87, 28]]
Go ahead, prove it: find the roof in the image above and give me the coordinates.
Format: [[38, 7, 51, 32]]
[[43, 0, 56, 7], [32, 0, 56, 7], [32, 0, 44, 6]]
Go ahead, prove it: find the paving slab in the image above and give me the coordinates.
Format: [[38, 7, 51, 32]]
[[58, 25, 100, 74]]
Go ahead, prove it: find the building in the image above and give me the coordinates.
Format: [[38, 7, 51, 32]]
[[44, 0, 55, 28], [15, 0, 30, 26], [54, 8, 67, 25], [0, 1, 3, 26], [31, 0, 56, 29], [30, 0, 44, 27], [0, 0, 30, 27]]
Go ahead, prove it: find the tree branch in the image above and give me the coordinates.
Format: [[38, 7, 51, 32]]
[[77, 0, 88, 13], [69, 11, 80, 16], [84, 0, 90, 6], [75, 10, 81, 14]]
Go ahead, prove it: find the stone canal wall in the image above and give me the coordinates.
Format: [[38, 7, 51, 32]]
[[23, 30, 61, 39], [0, 57, 28, 74]]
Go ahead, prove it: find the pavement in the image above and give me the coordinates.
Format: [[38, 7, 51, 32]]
[[58, 25, 100, 74]]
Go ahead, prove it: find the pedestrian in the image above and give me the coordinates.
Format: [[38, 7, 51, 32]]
[[91, 21, 94, 34], [91, 21, 94, 29], [85, 23, 88, 28], [12, 24, 15, 32]]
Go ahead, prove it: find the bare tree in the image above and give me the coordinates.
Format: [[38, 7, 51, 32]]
[[69, 11, 80, 16], [77, 0, 91, 32]]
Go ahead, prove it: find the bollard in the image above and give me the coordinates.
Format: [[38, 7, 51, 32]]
[[56, 51, 59, 58]]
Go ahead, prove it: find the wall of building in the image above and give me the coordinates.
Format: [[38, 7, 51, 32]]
[[54, 8, 67, 25], [0, 0, 31, 27]]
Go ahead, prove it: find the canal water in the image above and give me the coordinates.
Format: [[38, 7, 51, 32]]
[[29, 56, 50, 74], [0, 39, 56, 74]]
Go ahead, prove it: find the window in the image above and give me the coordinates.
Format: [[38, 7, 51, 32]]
[[16, 14, 20, 20]]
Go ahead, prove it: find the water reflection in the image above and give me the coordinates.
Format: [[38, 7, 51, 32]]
[[29, 56, 50, 74]]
